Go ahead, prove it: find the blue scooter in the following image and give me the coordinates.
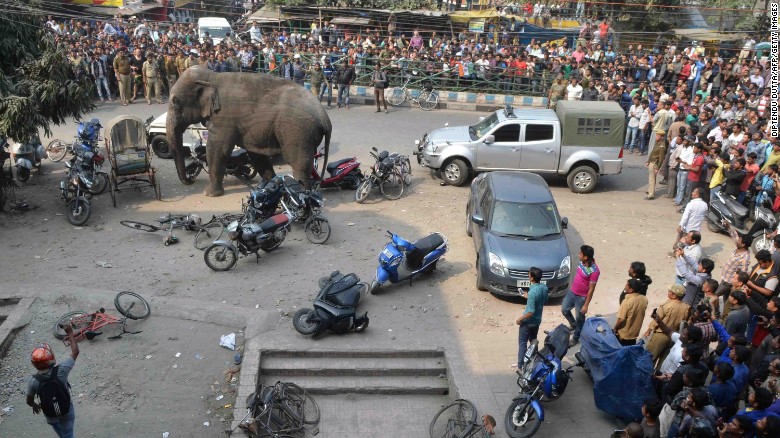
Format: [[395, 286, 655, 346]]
[[369, 231, 448, 294]]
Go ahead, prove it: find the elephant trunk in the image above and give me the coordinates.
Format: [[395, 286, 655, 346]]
[[166, 112, 195, 186]]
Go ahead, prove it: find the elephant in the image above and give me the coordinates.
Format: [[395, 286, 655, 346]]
[[166, 66, 331, 196]]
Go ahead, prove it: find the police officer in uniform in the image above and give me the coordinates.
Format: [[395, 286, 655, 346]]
[[142, 52, 163, 104], [112, 47, 132, 106]]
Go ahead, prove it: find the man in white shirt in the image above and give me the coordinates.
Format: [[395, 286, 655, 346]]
[[707, 119, 728, 142], [675, 231, 703, 284], [625, 96, 643, 152], [677, 187, 708, 248], [249, 21, 262, 44], [566, 77, 583, 101], [750, 69, 765, 90]]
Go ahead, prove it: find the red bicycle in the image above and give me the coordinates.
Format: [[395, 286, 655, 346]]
[[52, 291, 150, 345]]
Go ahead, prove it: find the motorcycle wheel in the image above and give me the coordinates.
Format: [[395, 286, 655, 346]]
[[752, 233, 773, 254], [16, 166, 30, 182], [355, 178, 372, 203], [304, 216, 331, 244], [369, 279, 380, 295], [67, 197, 91, 226], [185, 160, 202, 180], [89, 172, 109, 195], [292, 308, 320, 335], [504, 398, 542, 438], [204, 243, 237, 271], [707, 219, 721, 233], [260, 229, 287, 252], [235, 165, 257, 182], [338, 172, 364, 190]]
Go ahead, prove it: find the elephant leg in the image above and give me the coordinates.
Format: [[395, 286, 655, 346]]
[[292, 155, 314, 189], [204, 139, 230, 197], [248, 152, 275, 182]]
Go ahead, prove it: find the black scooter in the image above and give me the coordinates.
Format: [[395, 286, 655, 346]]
[[184, 140, 257, 182], [293, 271, 369, 338], [707, 190, 776, 252]]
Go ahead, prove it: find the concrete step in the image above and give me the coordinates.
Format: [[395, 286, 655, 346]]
[[260, 356, 446, 377], [260, 349, 444, 359], [259, 375, 450, 395]]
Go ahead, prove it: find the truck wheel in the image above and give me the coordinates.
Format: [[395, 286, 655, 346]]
[[150, 135, 173, 159], [441, 159, 468, 186], [567, 166, 598, 194]]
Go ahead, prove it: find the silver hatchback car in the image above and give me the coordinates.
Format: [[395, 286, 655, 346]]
[[468, 171, 571, 298]]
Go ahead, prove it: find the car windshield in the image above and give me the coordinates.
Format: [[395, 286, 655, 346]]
[[202, 27, 231, 38], [490, 201, 561, 238], [470, 113, 499, 139]]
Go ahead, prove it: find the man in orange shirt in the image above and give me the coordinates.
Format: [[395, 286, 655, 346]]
[[515, 56, 527, 92]]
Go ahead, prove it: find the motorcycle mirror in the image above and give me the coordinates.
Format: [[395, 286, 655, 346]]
[[561, 217, 568, 229], [372, 147, 378, 152]]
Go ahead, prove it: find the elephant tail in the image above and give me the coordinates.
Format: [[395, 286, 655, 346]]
[[319, 129, 330, 182]]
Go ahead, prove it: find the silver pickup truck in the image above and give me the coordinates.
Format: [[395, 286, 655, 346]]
[[414, 101, 625, 193]]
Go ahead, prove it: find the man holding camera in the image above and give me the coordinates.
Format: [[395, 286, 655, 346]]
[[644, 284, 691, 364]]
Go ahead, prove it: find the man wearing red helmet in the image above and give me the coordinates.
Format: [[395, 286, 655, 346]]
[[26, 322, 79, 437]]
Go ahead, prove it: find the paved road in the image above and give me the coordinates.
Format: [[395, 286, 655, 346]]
[[0, 98, 738, 437]]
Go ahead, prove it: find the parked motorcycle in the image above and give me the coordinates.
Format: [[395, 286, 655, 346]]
[[60, 161, 93, 226], [505, 324, 581, 438], [47, 118, 102, 163], [293, 271, 369, 337], [355, 147, 405, 203], [311, 152, 363, 190], [707, 190, 776, 252], [280, 175, 331, 244], [13, 135, 47, 182], [70, 143, 108, 195], [184, 138, 257, 182], [203, 211, 291, 271], [369, 231, 448, 293]]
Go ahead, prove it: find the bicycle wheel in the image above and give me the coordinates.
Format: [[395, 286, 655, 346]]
[[52, 311, 90, 340], [114, 291, 151, 320], [429, 399, 477, 438], [46, 139, 68, 162], [387, 88, 407, 106], [418, 90, 439, 111], [304, 216, 331, 244], [380, 170, 404, 200], [282, 382, 320, 425], [194, 221, 225, 250], [120, 220, 161, 232]]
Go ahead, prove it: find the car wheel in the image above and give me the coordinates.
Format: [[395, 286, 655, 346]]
[[566, 165, 598, 194], [150, 135, 173, 159], [441, 159, 468, 186], [476, 254, 487, 291]]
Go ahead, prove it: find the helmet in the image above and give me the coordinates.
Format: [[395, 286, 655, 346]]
[[31, 343, 56, 370]]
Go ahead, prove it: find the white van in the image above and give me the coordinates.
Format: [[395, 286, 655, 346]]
[[197, 17, 232, 44]]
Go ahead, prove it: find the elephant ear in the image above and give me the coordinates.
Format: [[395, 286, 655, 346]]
[[195, 80, 221, 120]]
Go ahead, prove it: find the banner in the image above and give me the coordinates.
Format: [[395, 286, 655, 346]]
[[68, 0, 125, 6], [468, 19, 485, 33]]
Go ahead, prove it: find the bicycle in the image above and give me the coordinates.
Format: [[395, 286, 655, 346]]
[[120, 213, 204, 246], [429, 399, 496, 438], [237, 381, 321, 437], [52, 291, 150, 345], [193, 212, 245, 250], [386, 76, 439, 111]]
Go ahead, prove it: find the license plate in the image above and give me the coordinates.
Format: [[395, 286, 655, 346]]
[[517, 280, 546, 288]]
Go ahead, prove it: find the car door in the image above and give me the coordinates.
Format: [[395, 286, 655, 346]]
[[476, 122, 521, 170], [519, 123, 558, 171], [472, 184, 493, 252]]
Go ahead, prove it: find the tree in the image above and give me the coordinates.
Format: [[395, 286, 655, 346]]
[[0, 1, 94, 143]]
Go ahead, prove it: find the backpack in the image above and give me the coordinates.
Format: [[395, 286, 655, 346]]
[[33, 366, 72, 418], [690, 417, 717, 438]]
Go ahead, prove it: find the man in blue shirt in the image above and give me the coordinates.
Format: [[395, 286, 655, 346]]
[[516, 267, 549, 366], [732, 387, 780, 425]]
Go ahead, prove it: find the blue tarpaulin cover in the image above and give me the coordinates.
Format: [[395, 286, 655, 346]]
[[579, 317, 656, 420]]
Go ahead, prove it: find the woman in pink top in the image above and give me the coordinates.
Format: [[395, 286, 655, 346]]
[[561, 245, 600, 346]]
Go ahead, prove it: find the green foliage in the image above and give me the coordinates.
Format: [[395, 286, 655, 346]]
[[0, 1, 94, 143], [619, 0, 682, 33]]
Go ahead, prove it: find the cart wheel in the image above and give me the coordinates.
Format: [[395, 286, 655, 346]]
[[110, 174, 117, 208]]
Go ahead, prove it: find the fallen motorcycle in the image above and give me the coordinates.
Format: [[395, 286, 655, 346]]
[[184, 138, 257, 182], [203, 211, 291, 271], [293, 271, 369, 338], [280, 175, 331, 244], [311, 152, 363, 190], [370, 231, 448, 293]]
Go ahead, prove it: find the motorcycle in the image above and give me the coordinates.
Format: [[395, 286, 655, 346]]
[[311, 152, 363, 190], [13, 135, 47, 182], [47, 118, 102, 163], [279, 175, 332, 244], [60, 161, 93, 226], [243, 176, 286, 222], [505, 324, 581, 438], [70, 143, 108, 195], [706, 190, 776, 252], [292, 271, 369, 338], [203, 210, 291, 271], [184, 137, 257, 182], [369, 231, 448, 293], [355, 147, 405, 203]]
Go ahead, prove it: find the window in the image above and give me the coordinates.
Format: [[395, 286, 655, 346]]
[[492, 124, 520, 142], [525, 124, 554, 142], [577, 117, 612, 135], [479, 189, 493, 220]]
